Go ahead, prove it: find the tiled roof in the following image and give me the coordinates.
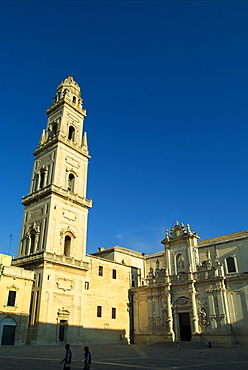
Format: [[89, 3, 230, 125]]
[[146, 251, 164, 258], [198, 230, 248, 246]]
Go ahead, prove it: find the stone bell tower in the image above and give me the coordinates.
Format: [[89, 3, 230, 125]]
[[17, 76, 92, 261], [13, 77, 92, 344]]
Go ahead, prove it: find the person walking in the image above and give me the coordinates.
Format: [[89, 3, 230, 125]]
[[83, 346, 91, 370], [61, 343, 72, 369]]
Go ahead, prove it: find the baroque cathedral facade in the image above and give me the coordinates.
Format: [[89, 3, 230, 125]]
[[0, 77, 248, 347]]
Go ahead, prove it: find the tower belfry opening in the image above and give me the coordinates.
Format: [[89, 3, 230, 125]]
[[64, 235, 71, 256], [68, 125, 75, 141]]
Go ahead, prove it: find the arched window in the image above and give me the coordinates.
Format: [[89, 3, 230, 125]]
[[72, 96, 76, 103], [1, 317, 16, 345], [226, 256, 236, 273], [68, 126, 75, 141], [30, 234, 36, 254], [64, 236, 71, 257], [68, 173, 75, 192]]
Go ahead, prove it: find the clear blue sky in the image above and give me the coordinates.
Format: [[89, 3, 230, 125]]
[[0, 0, 247, 257]]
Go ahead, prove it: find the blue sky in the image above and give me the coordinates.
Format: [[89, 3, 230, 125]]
[[0, 0, 247, 257]]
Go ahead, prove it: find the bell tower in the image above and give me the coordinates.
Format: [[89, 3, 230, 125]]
[[17, 76, 92, 260]]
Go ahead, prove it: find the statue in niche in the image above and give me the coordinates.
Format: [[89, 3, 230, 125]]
[[194, 248, 200, 265], [147, 267, 154, 278], [199, 307, 209, 328], [25, 234, 29, 246], [155, 260, 160, 276], [177, 255, 185, 270], [206, 250, 211, 260]]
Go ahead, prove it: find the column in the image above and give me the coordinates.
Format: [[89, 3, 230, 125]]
[[166, 248, 172, 275], [206, 289, 217, 330], [166, 288, 175, 341], [191, 286, 199, 334]]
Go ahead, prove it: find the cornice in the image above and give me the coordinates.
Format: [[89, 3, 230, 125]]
[[22, 184, 92, 208], [12, 251, 89, 271], [46, 99, 86, 118], [34, 136, 90, 159]]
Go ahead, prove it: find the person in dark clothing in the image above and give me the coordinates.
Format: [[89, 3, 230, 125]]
[[60, 343, 72, 369], [83, 346, 91, 370]]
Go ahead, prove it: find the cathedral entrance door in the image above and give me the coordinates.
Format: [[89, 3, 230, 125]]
[[178, 313, 191, 341]]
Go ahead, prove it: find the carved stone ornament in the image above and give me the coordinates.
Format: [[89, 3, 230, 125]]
[[7, 284, 19, 291], [62, 209, 77, 221], [56, 278, 74, 291], [60, 227, 76, 244], [171, 224, 186, 239], [65, 156, 80, 169], [57, 307, 70, 318]]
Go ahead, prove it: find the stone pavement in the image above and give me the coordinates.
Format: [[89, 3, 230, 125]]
[[0, 343, 248, 370]]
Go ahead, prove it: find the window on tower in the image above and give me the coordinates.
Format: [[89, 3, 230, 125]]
[[30, 233, 36, 254], [52, 123, 57, 137], [64, 235, 71, 257], [34, 173, 39, 192], [68, 126, 75, 141], [68, 174, 75, 192], [40, 171, 45, 189], [72, 96, 76, 103]]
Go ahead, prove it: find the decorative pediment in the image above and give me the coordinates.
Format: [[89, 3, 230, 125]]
[[173, 296, 191, 307], [176, 298, 188, 305], [60, 227, 76, 239], [7, 284, 19, 291], [161, 221, 199, 244], [57, 307, 70, 318]]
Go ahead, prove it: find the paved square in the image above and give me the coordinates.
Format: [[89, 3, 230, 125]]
[[0, 343, 248, 369]]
